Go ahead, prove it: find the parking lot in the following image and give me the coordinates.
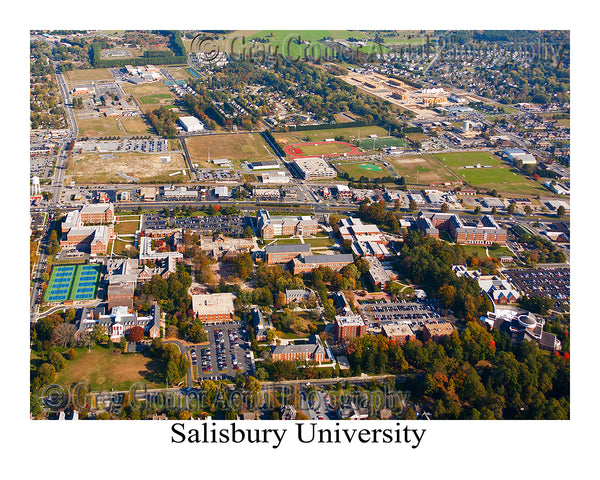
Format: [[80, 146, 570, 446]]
[[196, 169, 242, 182], [194, 323, 254, 381], [359, 298, 443, 325], [504, 267, 570, 306], [75, 138, 168, 154], [142, 213, 245, 236]]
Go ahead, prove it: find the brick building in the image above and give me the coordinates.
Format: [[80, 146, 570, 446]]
[[79, 203, 115, 224], [265, 244, 311, 264], [291, 254, 354, 275], [422, 322, 455, 342], [381, 324, 416, 344], [334, 314, 366, 342], [191, 293, 236, 324]]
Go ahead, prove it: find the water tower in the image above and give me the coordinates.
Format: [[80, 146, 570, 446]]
[[31, 176, 41, 196]]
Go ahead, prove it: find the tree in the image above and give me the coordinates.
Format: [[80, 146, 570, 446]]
[[128, 325, 144, 342], [473, 206, 481, 215], [524, 205, 533, 216], [556, 205, 566, 219], [36, 363, 56, 386], [507, 203, 516, 215], [51, 322, 77, 348], [409, 199, 418, 212], [242, 226, 254, 238], [440, 203, 449, 213], [48, 350, 67, 372]]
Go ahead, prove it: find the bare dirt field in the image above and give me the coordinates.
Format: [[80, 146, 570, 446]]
[[66, 151, 189, 184]]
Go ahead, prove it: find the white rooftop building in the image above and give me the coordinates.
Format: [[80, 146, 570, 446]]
[[179, 116, 205, 133]]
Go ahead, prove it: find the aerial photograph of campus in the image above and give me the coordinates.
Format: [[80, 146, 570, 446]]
[[30, 28, 572, 423]]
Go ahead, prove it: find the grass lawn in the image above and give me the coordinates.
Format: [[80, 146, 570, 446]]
[[185, 133, 276, 168], [462, 245, 515, 259], [64, 68, 115, 83], [112, 238, 136, 255], [55, 346, 164, 391], [306, 237, 334, 248], [274, 125, 387, 145], [114, 219, 140, 235], [77, 116, 126, 137], [67, 151, 189, 184], [120, 116, 151, 136], [271, 238, 303, 244]]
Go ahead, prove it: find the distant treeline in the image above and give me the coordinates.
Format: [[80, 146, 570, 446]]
[[90, 31, 187, 68], [285, 120, 381, 132]]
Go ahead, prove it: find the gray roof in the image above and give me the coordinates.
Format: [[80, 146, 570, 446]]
[[265, 244, 311, 254], [302, 254, 354, 264]]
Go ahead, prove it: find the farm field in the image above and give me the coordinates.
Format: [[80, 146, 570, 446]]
[[63, 68, 115, 82], [55, 347, 163, 391], [66, 151, 189, 184], [185, 133, 276, 169], [274, 125, 388, 145]]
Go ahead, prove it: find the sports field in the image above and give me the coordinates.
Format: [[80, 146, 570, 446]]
[[285, 141, 359, 158], [122, 82, 176, 113], [358, 136, 409, 150], [433, 151, 503, 168], [387, 155, 458, 185], [44, 264, 101, 303], [334, 161, 391, 180], [432, 151, 548, 196], [185, 133, 276, 168], [274, 125, 387, 145], [66, 151, 189, 184]]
